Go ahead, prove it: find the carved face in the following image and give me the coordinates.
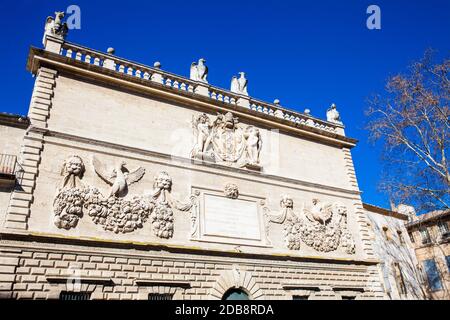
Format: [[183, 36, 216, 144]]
[[247, 126, 259, 137], [224, 112, 236, 128], [224, 183, 239, 199], [335, 204, 347, 216], [198, 113, 209, 124], [280, 195, 293, 209], [64, 156, 84, 176], [154, 172, 172, 191]]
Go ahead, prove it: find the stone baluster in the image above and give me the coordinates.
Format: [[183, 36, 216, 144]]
[[135, 69, 142, 78], [127, 66, 134, 76]]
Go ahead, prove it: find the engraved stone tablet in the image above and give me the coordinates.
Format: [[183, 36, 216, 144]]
[[203, 194, 261, 241]]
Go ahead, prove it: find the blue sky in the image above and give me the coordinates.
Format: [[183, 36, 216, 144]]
[[0, 0, 449, 209]]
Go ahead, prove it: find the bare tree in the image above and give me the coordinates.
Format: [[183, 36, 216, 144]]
[[366, 50, 450, 212]]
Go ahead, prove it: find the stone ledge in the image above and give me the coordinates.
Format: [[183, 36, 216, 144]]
[[134, 280, 191, 288], [0, 231, 381, 267], [46, 276, 114, 286]]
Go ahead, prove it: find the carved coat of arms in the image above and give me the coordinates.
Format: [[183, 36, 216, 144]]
[[191, 111, 262, 169]]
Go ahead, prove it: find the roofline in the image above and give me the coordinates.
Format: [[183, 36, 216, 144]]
[[405, 209, 450, 229], [0, 113, 30, 129], [362, 203, 409, 221], [26, 45, 359, 149]]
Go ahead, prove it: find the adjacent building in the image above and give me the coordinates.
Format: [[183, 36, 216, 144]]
[[1, 12, 388, 300], [363, 203, 426, 299], [405, 209, 450, 299]]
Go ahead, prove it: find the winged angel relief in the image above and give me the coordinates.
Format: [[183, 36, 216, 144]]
[[53, 155, 197, 238], [264, 196, 355, 254]]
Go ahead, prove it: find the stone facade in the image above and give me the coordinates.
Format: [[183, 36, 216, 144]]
[[0, 13, 386, 300]]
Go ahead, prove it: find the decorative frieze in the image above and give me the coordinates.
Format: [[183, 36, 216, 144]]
[[52, 156, 197, 237], [266, 197, 355, 254]]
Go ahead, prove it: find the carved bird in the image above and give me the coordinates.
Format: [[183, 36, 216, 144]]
[[231, 76, 239, 93], [237, 72, 248, 95], [92, 156, 145, 197], [326, 103, 342, 124], [190, 58, 208, 83], [306, 200, 333, 225]]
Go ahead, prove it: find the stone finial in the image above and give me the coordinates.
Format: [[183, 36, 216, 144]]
[[153, 61, 161, 69], [107, 47, 115, 55], [304, 108, 311, 115], [274, 99, 280, 105], [231, 72, 248, 96], [326, 103, 343, 124]]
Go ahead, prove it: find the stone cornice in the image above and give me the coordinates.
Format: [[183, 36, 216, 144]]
[[363, 203, 409, 221], [26, 47, 358, 149], [0, 231, 380, 267], [0, 113, 29, 129]]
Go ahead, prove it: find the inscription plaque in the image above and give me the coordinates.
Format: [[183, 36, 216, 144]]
[[203, 194, 261, 241]]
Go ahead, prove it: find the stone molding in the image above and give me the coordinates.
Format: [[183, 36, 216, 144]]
[[208, 266, 265, 300], [38, 131, 362, 198], [0, 238, 380, 269]]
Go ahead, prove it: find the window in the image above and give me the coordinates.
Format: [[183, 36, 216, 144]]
[[392, 262, 407, 295], [419, 228, 431, 244], [437, 221, 449, 236], [59, 291, 91, 300], [397, 231, 405, 244], [408, 232, 415, 243], [382, 227, 392, 241], [423, 259, 443, 291], [292, 295, 309, 300], [222, 289, 250, 300], [341, 296, 356, 300], [148, 293, 174, 301]]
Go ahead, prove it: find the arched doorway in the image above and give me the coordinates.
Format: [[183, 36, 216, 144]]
[[222, 288, 250, 300]]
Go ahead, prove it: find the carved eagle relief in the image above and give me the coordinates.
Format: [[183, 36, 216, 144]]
[[92, 156, 145, 197]]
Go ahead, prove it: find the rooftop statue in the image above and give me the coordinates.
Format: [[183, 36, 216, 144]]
[[43, 11, 68, 45], [326, 103, 343, 124], [231, 72, 248, 96], [190, 58, 208, 83]]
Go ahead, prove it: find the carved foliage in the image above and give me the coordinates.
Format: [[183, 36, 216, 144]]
[[53, 156, 196, 238], [268, 197, 355, 254], [53, 155, 87, 230]]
